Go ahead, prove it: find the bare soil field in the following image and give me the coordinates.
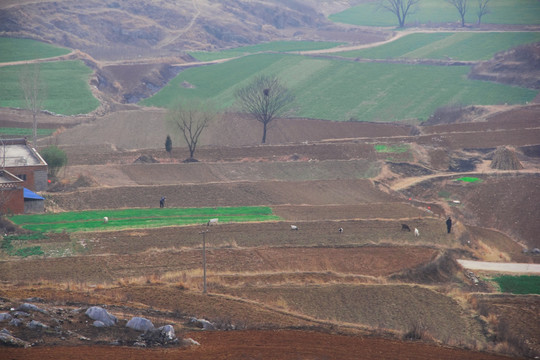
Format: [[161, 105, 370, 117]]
[[2, 330, 515, 360], [3, 96, 540, 359]]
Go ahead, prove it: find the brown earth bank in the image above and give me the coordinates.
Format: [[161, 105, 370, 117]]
[[1, 330, 517, 360], [44, 179, 401, 210], [402, 174, 540, 248], [474, 294, 540, 357], [41, 104, 540, 153], [0, 245, 439, 283]]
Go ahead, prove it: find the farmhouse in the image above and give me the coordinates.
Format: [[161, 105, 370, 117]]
[[0, 170, 24, 214], [0, 138, 47, 214]]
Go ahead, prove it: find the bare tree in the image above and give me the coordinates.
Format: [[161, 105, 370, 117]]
[[446, 0, 468, 27], [377, 0, 420, 28], [166, 100, 217, 162], [476, 0, 490, 24], [235, 75, 294, 144], [19, 64, 46, 148]]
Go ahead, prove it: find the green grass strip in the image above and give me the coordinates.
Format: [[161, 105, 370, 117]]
[[1, 233, 47, 257], [189, 40, 344, 61], [14, 246, 44, 258], [0, 127, 56, 136], [493, 275, 540, 295], [141, 53, 536, 122], [11, 206, 281, 233], [335, 32, 540, 61], [455, 177, 482, 183], [0, 60, 100, 115], [374, 144, 409, 153], [0, 37, 70, 63]]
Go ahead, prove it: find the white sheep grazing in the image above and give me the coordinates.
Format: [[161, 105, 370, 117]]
[[291, 225, 298, 231], [207, 218, 218, 226], [103, 216, 108, 224], [414, 228, 419, 237]]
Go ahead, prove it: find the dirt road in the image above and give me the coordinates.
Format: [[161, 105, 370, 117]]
[[458, 259, 540, 273]]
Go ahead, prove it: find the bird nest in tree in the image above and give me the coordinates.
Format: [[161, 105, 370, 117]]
[[490, 146, 523, 170]]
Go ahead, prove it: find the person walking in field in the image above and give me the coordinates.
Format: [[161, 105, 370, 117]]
[[160, 196, 166, 208], [446, 216, 452, 234]]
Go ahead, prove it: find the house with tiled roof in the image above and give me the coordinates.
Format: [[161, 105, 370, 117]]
[[0, 138, 48, 214]]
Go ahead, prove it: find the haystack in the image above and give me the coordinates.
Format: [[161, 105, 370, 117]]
[[490, 146, 523, 170]]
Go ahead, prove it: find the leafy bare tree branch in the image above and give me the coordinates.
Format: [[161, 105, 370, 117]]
[[167, 100, 217, 161], [446, 0, 468, 27], [19, 64, 46, 147], [235, 75, 294, 144], [377, 0, 420, 28], [476, 0, 490, 24]]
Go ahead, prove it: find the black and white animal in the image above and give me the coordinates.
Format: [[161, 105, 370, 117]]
[[207, 218, 218, 226], [338, 227, 343, 233], [290, 225, 298, 231], [401, 224, 411, 232], [414, 228, 419, 237]]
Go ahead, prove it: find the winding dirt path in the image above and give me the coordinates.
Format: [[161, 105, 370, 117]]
[[389, 168, 540, 191]]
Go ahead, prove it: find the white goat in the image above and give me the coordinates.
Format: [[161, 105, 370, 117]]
[[290, 225, 298, 231], [414, 228, 419, 237], [103, 216, 108, 224], [207, 218, 218, 226]]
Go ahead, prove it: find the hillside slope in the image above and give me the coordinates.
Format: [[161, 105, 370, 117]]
[[0, 0, 361, 60]]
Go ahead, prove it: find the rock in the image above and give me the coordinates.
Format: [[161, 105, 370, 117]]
[[12, 311, 30, 317], [85, 306, 117, 327], [189, 317, 215, 330], [138, 325, 178, 346], [183, 337, 200, 346], [93, 320, 107, 328], [0, 313, 12, 322], [27, 320, 49, 330], [9, 318, 22, 327], [133, 155, 159, 164], [126, 317, 154, 332], [158, 325, 175, 341], [0, 333, 30, 347], [24, 297, 45, 303], [0, 328, 10, 335], [17, 303, 48, 314]]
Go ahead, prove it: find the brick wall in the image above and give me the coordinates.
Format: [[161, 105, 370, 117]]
[[5, 165, 47, 192], [0, 187, 24, 215]]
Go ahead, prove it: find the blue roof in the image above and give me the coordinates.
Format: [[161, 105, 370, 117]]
[[24, 188, 44, 200]]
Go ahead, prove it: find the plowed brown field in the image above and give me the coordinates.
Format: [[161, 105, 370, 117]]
[[2, 330, 514, 360]]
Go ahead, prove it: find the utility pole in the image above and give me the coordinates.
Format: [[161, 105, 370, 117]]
[[199, 229, 208, 294]]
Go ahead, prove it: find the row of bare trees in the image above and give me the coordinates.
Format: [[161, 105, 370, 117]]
[[15, 60, 292, 162], [167, 74, 294, 161], [379, 0, 491, 28]]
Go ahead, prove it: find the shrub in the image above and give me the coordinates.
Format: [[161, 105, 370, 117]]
[[165, 134, 172, 155], [40, 145, 67, 178]]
